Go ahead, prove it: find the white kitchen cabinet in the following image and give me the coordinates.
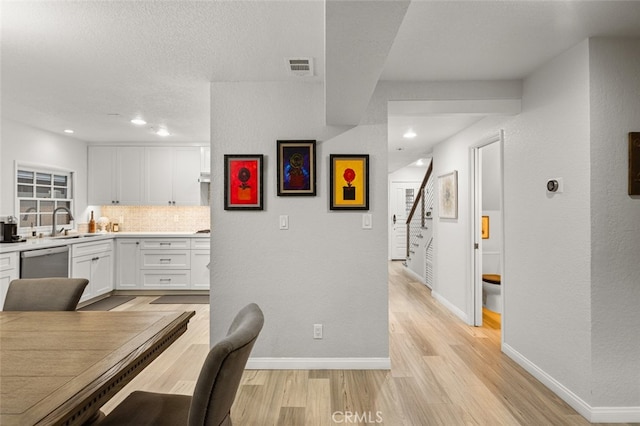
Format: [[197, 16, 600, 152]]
[[88, 146, 144, 205], [190, 250, 210, 289], [145, 147, 201, 206], [138, 238, 191, 290], [71, 240, 114, 302], [200, 146, 211, 174], [0, 252, 19, 310], [115, 237, 209, 290], [115, 239, 140, 289]]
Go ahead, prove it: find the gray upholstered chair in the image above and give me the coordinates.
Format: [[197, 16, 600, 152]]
[[99, 303, 264, 426], [3, 278, 89, 311]]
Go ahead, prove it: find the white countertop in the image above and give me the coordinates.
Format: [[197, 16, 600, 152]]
[[0, 232, 210, 254]]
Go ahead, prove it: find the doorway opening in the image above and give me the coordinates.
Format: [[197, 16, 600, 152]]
[[471, 131, 504, 331]]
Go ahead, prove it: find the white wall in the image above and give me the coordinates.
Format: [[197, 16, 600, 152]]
[[588, 38, 640, 409], [210, 81, 389, 366], [502, 40, 593, 404], [0, 118, 89, 223], [431, 117, 512, 323]]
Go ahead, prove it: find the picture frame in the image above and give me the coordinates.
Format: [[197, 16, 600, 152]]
[[329, 154, 369, 210], [629, 132, 640, 196], [438, 170, 458, 219], [277, 140, 316, 196], [482, 215, 490, 239], [223, 154, 264, 210]]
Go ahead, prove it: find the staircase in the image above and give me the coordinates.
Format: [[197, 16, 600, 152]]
[[404, 161, 434, 287]]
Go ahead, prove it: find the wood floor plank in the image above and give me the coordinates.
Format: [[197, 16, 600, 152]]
[[98, 262, 629, 426]]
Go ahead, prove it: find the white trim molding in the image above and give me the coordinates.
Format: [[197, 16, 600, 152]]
[[431, 291, 469, 324], [503, 343, 640, 423], [246, 357, 391, 370]]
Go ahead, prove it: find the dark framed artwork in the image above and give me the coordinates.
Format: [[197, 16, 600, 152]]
[[224, 154, 264, 210], [277, 140, 316, 196], [329, 154, 370, 210], [629, 132, 640, 196]]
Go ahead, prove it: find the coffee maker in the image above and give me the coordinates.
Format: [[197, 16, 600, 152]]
[[1, 217, 19, 243]]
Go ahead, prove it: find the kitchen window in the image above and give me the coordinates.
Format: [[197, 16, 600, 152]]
[[16, 166, 74, 231]]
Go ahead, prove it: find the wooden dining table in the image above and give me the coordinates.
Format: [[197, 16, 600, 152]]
[[0, 310, 195, 426]]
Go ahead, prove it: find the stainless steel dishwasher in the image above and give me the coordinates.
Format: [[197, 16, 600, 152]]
[[20, 245, 70, 278]]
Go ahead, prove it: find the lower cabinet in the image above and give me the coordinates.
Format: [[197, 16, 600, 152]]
[[0, 252, 19, 310], [116, 237, 209, 290], [71, 240, 114, 302]]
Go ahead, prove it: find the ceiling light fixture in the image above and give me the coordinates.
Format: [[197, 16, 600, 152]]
[[403, 130, 417, 139], [156, 128, 170, 137], [416, 159, 424, 166], [131, 118, 147, 125], [64, 129, 74, 134]]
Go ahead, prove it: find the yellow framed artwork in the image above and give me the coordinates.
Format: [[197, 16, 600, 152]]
[[482, 215, 490, 239], [329, 154, 369, 210]]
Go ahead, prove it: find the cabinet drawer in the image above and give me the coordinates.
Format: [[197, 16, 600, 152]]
[[0, 252, 19, 273], [141, 271, 190, 288], [140, 251, 190, 269], [190, 238, 210, 250], [72, 241, 113, 257], [140, 239, 190, 250]]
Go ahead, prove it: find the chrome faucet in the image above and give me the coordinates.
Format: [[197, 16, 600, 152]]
[[51, 206, 74, 236]]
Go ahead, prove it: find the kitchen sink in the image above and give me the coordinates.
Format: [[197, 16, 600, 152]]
[[50, 234, 103, 240]]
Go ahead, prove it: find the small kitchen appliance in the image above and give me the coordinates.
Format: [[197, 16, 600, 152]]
[[1, 218, 20, 243]]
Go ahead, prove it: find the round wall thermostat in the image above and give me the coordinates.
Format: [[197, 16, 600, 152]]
[[547, 179, 559, 192]]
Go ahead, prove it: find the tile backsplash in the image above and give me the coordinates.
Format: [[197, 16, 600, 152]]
[[100, 206, 210, 232]]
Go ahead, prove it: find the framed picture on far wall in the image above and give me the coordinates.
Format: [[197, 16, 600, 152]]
[[224, 154, 264, 210], [438, 170, 458, 219], [329, 154, 370, 210], [277, 140, 316, 196]]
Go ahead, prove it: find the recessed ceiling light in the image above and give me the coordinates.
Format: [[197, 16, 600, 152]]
[[156, 128, 170, 137], [403, 130, 416, 139], [131, 118, 147, 125], [64, 129, 74, 134]]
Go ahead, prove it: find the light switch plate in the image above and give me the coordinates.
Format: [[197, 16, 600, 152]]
[[362, 214, 372, 229], [279, 215, 289, 230]]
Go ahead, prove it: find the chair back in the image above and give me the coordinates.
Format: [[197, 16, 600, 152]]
[[3, 278, 89, 311], [188, 303, 264, 426]]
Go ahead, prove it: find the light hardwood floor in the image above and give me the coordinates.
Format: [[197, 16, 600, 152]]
[[100, 262, 631, 425]]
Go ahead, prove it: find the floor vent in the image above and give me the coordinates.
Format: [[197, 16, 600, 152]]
[[286, 57, 314, 77]]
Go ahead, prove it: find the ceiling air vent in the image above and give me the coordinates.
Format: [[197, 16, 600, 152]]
[[286, 57, 314, 77]]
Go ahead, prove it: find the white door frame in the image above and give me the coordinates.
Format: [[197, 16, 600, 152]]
[[469, 130, 504, 327]]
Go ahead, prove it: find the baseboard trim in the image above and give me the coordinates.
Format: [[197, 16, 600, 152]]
[[402, 264, 427, 285], [246, 357, 391, 370], [431, 291, 469, 324], [590, 406, 640, 423], [503, 343, 640, 423]]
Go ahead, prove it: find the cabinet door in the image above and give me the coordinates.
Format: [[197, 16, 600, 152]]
[[116, 239, 139, 289], [116, 147, 145, 205], [92, 251, 113, 296], [0, 253, 18, 310], [172, 147, 201, 205], [88, 146, 117, 205], [190, 250, 210, 289], [71, 255, 93, 302], [144, 147, 173, 205]]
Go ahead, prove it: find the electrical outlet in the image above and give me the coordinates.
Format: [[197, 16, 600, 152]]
[[174, 215, 179, 222], [313, 324, 323, 339]]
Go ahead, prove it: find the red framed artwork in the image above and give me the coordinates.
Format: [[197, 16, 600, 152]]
[[224, 154, 264, 210]]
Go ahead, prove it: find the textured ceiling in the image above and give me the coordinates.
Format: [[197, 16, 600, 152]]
[[2, 1, 640, 170], [1, 1, 324, 142]]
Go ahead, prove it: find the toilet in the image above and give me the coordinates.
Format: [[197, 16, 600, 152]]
[[482, 273, 502, 313]]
